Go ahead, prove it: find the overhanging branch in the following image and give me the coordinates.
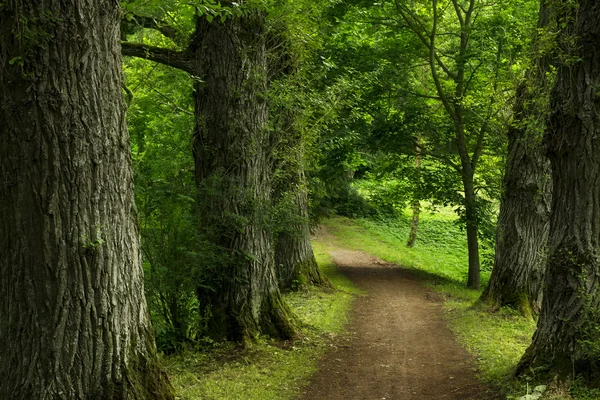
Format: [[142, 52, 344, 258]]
[[121, 42, 194, 74]]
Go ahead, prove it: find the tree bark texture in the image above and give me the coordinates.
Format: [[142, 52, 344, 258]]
[[0, 2, 173, 399], [483, 93, 551, 315], [516, 0, 600, 384], [271, 106, 329, 290], [192, 11, 296, 341], [275, 180, 329, 290], [482, 1, 553, 316]]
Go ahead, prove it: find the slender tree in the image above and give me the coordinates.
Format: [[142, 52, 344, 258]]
[[482, 0, 554, 317], [516, 0, 600, 389], [407, 140, 422, 248], [393, 0, 502, 289], [0, 2, 173, 398]]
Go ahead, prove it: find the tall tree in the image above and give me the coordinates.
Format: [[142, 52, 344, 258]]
[[121, 3, 301, 340], [482, 0, 554, 317], [268, 26, 331, 290], [191, 8, 296, 340], [0, 1, 173, 399], [384, 0, 537, 288], [516, 0, 600, 389]]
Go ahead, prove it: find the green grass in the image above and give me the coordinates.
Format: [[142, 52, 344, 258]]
[[162, 246, 359, 400], [161, 210, 596, 399], [315, 213, 551, 399]]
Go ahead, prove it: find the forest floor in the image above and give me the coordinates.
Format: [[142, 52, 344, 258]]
[[300, 237, 497, 399]]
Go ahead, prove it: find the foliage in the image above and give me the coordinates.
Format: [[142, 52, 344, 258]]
[[125, 54, 224, 350]]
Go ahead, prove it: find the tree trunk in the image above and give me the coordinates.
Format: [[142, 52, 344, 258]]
[[192, 10, 296, 342], [406, 202, 421, 248], [482, 0, 553, 318], [275, 180, 330, 290], [482, 107, 551, 316], [516, 0, 600, 387], [0, 2, 173, 399], [270, 98, 329, 291], [407, 142, 422, 248], [463, 169, 481, 290]]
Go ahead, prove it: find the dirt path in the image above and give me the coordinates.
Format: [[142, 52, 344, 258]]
[[300, 249, 496, 400]]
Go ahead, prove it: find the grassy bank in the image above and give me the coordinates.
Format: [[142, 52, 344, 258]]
[[319, 213, 600, 400], [162, 243, 360, 400]]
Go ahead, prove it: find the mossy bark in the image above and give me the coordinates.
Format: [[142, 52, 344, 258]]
[[516, 0, 600, 385], [192, 8, 296, 342], [481, 0, 553, 318], [0, 2, 173, 398], [275, 185, 331, 291]]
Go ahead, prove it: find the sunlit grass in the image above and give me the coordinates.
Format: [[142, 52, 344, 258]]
[[315, 214, 554, 399]]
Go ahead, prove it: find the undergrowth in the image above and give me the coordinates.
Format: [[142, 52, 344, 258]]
[[161, 242, 360, 400]]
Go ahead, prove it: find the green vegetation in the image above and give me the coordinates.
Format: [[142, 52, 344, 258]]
[[317, 213, 600, 400], [162, 244, 360, 400]]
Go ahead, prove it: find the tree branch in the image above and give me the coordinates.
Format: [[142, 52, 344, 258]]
[[124, 14, 181, 42], [394, 0, 458, 81], [121, 42, 195, 74]]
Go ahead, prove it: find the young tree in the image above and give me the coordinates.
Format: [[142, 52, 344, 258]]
[[337, 0, 537, 289], [516, 0, 600, 389], [482, 0, 554, 317], [0, 2, 173, 398]]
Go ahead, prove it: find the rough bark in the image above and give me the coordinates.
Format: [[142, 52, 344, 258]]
[[516, 0, 600, 386], [0, 2, 173, 399], [275, 181, 330, 290], [191, 11, 296, 341], [482, 1, 553, 316], [483, 99, 551, 315], [271, 99, 329, 290]]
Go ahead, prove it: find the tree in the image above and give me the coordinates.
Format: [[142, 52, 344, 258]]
[[315, 0, 537, 289], [121, 2, 305, 340], [516, 0, 600, 389], [392, 0, 510, 289], [0, 1, 173, 398], [482, 0, 553, 317], [268, 25, 332, 290], [191, 7, 296, 340]]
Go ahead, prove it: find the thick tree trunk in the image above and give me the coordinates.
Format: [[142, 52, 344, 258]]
[[192, 10, 296, 341], [0, 2, 173, 399], [275, 181, 330, 290], [271, 106, 329, 291], [516, 0, 600, 387], [483, 112, 551, 316], [482, 0, 553, 318]]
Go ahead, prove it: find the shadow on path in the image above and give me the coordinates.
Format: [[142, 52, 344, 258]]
[[299, 249, 497, 400]]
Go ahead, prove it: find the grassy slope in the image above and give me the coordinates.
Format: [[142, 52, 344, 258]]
[[321, 213, 600, 400], [162, 243, 361, 400], [161, 210, 598, 399]]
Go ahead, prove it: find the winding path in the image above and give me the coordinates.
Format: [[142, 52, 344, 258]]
[[300, 249, 497, 400]]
